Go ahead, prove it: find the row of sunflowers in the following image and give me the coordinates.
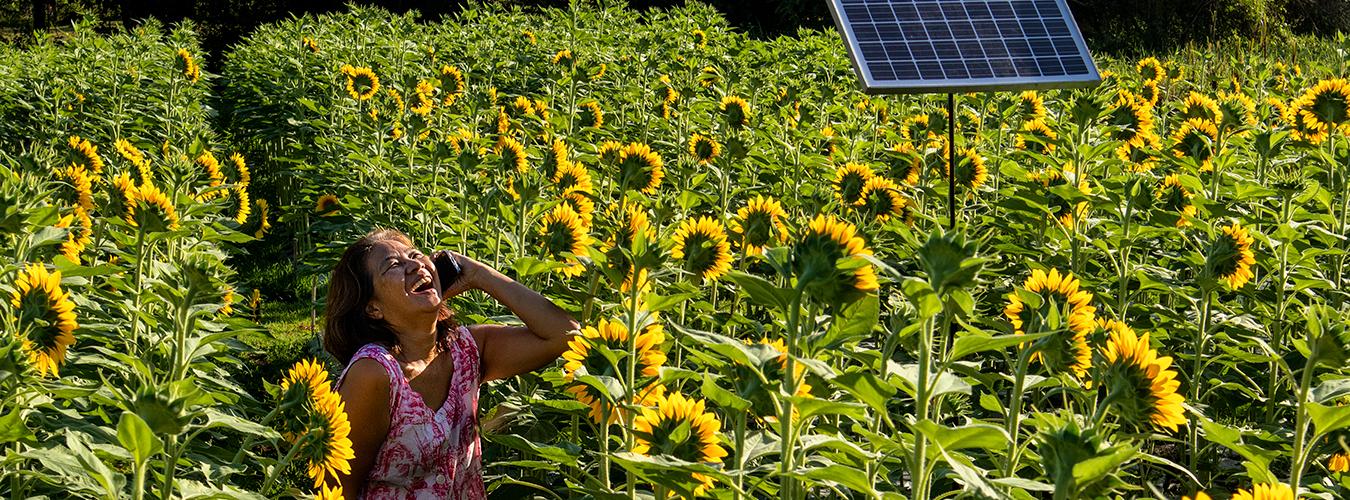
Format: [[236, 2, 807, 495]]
[[3, 2, 1350, 498]]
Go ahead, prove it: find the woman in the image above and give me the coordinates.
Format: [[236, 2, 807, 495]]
[[324, 228, 576, 498]]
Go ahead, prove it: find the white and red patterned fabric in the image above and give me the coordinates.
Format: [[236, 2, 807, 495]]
[[338, 327, 486, 499]]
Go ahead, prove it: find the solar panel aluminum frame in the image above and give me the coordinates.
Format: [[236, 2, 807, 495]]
[[827, 0, 1102, 95]]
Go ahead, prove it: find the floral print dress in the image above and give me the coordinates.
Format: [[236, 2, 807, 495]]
[[338, 327, 486, 499]]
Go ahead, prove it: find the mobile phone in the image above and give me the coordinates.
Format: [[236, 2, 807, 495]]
[[433, 250, 462, 293]]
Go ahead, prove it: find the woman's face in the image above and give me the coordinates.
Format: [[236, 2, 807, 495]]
[[363, 238, 442, 322]]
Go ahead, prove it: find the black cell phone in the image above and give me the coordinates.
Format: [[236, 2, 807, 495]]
[[433, 250, 462, 293]]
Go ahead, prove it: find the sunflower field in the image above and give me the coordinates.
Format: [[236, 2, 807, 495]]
[[3, 1, 1350, 498]]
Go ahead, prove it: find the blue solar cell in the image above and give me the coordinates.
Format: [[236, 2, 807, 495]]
[[1006, 39, 1032, 57], [917, 60, 943, 78], [941, 60, 969, 78], [1020, 19, 1047, 37], [990, 58, 1017, 77], [972, 20, 999, 37], [942, 2, 969, 19], [908, 41, 937, 59], [988, 1, 1015, 18], [895, 3, 922, 21], [1052, 37, 1075, 55], [884, 41, 911, 58], [869, 3, 897, 22], [958, 40, 984, 58], [932, 40, 960, 59], [1011, 1, 1039, 18], [895, 61, 921, 79], [967, 60, 994, 78], [870, 62, 897, 80], [966, 2, 994, 19], [901, 22, 928, 39], [915, 2, 944, 20], [950, 20, 977, 38]]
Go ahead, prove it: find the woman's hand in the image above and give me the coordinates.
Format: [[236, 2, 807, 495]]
[[436, 250, 578, 382]]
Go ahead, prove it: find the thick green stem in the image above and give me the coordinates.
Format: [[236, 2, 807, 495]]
[[779, 289, 804, 500], [912, 315, 934, 500], [1004, 349, 1032, 479], [1289, 355, 1318, 495], [261, 433, 311, 495], [1189, 289, 1214, 474]]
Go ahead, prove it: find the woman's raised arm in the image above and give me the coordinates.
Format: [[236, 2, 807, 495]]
[[442, 252, 578, 382]]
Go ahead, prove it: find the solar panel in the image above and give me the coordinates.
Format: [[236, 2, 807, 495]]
[[827, 0, 1100, 94]]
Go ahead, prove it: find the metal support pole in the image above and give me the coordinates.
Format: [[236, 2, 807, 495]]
[[947, 93, 957, 229]]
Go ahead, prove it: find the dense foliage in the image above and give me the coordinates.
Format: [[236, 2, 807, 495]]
[[3, 2, 1350, 498]]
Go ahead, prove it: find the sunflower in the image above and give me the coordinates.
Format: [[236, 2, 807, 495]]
[[657, 75, 677, 105], [1182, 492, 1210, 500], [539, 204, 590, 277], [108, 172, 138, 224], [597, 140, 624, 165], [496, 137, 528, 174], [730, 195, 787, 257], [1206, 223, 1256, 290], [1330, 453, 1350, 473], [9, 263, 77, 378], [1115, 132, 1161, 172], [254, 198, 272, 238], [601, 202, 658, 289], [542, 139, 570, 180], [194, 151, 226, 201], [282, 358, 333, 400], [632, 391, 728, 496], [1136, 57, 1164, 83], [439, 65, 465, 101], [1292, 78, 1350, 136], [53, 164, 94, 211], [688, 133, 720, 165], [58, 208, 92, 264], [315, 484, 342, 500], [67, 135, 104, 176], [115, 139, 153, 185], [521, 30, 536, 45], [175, 48, 200, 84], [552, 49, 573, 68], [553, 161, 593, 193], [132, 181, 180, 232], [387, 88, 405, 114], [754, 338, 812, 397], [857, 176, 913, 224], [230, 152, 251, 186], [302, 36, 319, 53], [1180, 92, 1222, 123], [1016, 119, 1058, 154], [1108, 90, 1155, 147], [560, 191, 595, 229], [720, 95, 751, 128], [410, 80, 435, 116], [1217, 91, 1257, 134], [315, 194, 341, 216], [1139, 80, 1161, 107], [561, 317, 667, 425], [1004, 268, 1095, 379], [1029, 168, 1091, 229], [288, 388, 355, 488], [1155, 174, 1196, 227], [886, 142, 923, 186], [670, 216, 732, 282], [692, 29, 708, 49], [1098, 324, 1186, 432], [1229, 483, 1296, 500], [1170, 118, 1219, 171], [590, 63, 606, 81], [340, 65, 379, 101], [617, 142, 664, 194], [578, 101, 603, 129], [943, 147, 988, 192], [495, 106, 512, 136], [698, 66, 720, 89], [1018, 91, 1047, 120], [793, 215, 879, 302], [232, 185, 252, 225], [833, 162, 875, 206], [219, 286, 235, 317], [819, 125, 839, 157]]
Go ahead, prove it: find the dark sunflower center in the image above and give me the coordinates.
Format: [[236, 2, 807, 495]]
[[741, 212, 776, 247], [838, 173, 866, 204]]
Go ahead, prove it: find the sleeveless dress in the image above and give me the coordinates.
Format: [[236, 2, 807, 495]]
[[337, 326, 487, 499]]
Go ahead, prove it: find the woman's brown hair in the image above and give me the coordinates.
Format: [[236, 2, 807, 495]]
[[324, 228, 456, 365]]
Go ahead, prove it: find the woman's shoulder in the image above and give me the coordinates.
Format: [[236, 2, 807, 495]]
[[338, 343, 397, 387]]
